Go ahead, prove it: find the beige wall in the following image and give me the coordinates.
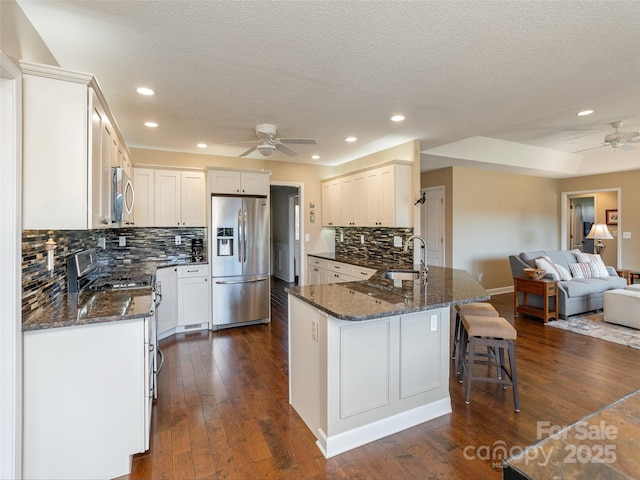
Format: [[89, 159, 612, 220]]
[[421, 166, 640, 291], [0, 0, 58, 65], [560, 169, 640, 271]]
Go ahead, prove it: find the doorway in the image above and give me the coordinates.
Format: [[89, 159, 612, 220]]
[[270, 183, 303, 286], [569, 196, 595, 253], [421, 186, 445, 266], [562, 188, 622, 269]]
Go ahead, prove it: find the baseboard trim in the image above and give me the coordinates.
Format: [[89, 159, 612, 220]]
[[316, 397, 452, 458], [488, 286, 514, 296]]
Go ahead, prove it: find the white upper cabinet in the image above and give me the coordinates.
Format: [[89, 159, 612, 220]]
[[321, 162, 411, 228], [133, 168, 155, 227], [21, 62, 129, 230], [207, 169, 270, 195], [154, 170, 206, 227]]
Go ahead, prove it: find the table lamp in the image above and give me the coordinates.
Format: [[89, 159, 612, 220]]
[[586, 223, 614, 255]]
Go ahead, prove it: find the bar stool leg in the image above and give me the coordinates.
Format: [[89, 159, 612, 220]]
[[508, 341, 520, 412], [452, 312, 461, 360], [464, 336, 477, 404], [456, 327, 468, 382]]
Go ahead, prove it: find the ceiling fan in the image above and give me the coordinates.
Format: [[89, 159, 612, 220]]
[[575, 121, 640, 153], [233, 124, 317, 157], [603, 121, 640, 149]]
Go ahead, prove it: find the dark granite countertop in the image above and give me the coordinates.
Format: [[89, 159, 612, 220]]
[[289, 254, 489, 321], [22, 287, 153, 332]]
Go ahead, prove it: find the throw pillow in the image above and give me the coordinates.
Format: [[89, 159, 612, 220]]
[[554, 263, 572, 281], [569, 262, 593, 279], [534, 256, 561, 280], [575, 252, 609, 278]]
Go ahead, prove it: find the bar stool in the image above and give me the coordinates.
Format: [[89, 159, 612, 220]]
[[456, 314, 520, 412], [452, 302, 499, 360]]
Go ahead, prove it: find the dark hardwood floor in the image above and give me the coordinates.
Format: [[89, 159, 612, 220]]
[[118, 277, 640, 479]]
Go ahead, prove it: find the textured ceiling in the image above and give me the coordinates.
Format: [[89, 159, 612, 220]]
[[16, 0, 640, 177]]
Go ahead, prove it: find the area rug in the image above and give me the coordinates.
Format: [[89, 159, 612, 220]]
[[547, 312, 640, 350]]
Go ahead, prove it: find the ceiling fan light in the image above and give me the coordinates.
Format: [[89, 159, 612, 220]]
[[576, 110, 593, 116], [257, 144, 276, 156]]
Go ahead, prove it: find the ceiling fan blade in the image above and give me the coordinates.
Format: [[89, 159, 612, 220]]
[[620, 143, 637, 151], [224, 140, 259, 145], [275, 144, 297, 156], [278, 138, 318, 145], [239, 146, 257, 157], [618, 131, 640, 142]]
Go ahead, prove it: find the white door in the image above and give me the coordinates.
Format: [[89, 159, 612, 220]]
[[422, 186, 445, 266]]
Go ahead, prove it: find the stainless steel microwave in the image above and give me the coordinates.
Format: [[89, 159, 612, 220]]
[[111, 167, 135, 225]]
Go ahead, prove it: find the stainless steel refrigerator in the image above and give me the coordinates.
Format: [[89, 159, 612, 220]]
[[210, 195, 270, 328]]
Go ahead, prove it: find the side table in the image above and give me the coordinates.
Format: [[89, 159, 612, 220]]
[[616, 269, 631, 285], [513, 276, 558, 323]]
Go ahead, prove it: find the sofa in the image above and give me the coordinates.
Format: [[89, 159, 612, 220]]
[[509, 249, 627, 319]]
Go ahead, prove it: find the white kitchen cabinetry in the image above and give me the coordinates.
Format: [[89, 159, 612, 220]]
[[23, 317, 153, 479], [133, 168, 155, 227], [156, 266, 178, 339], [177, 264, 211, 331], [321, 162, 411, 228], [153, 169, 206, 227], [21, 62, 129, 230], [156, 264, 210, 339], [321, 178, 342, 226], [208, 169, 270, 195], [307, 256, 375, 286]]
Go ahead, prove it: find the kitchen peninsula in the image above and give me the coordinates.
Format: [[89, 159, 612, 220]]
[[287, 261, 489, 458]]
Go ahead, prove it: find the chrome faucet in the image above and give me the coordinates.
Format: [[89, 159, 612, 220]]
[[404, 234, 428, 272]]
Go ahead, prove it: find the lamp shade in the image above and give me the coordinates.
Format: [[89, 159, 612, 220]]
[[586, 223, 614, 240]]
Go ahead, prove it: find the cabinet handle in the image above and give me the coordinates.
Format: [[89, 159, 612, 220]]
[[149, 344, 155, 352]]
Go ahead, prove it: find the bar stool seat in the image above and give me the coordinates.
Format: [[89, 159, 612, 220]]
[[452, 302, 499, 360], [456, 314, 520, 412]]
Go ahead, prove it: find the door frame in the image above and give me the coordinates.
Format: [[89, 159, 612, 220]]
[[0, 51, 23, 480], [561, 188, 621, 268], [270, 181, 305, 285]]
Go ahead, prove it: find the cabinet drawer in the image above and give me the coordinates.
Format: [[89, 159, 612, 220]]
[[327, 261, 348, 273], [177, 264, 209, 278], [308, 257, 329, 270], [349, 265, 375, 280]]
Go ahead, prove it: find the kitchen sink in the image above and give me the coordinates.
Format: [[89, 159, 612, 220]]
[[381, 269, 421, 281]]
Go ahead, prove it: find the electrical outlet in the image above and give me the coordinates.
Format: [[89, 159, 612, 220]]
[[430, 314, 438, 332], [97, 236, 106, 249], [340, 231, 344, 242], [360, 235, 365, 244], [623, 231, 631, 239], [305, 234, 310, 242], [175, 235, 182, 246], [118, 236, 126, 247], [394, 236, 402, 247], [311, 318, 318, 342]]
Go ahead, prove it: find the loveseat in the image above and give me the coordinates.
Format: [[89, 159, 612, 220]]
[[509, 249, 627, 319]]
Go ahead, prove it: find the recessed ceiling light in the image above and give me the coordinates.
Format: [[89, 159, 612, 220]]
[[136, 87, 155, 96], [144, 121, 158, 128], [390, 115, 405, 122], [311, 155, 320, 160], [345, 136, 357, 142], [197, 143, 207, 148], [577, 110, 594, 116]]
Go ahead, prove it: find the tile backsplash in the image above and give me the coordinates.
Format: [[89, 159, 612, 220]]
[[334, 226, 414, 264], [22, 227, 206, 318]]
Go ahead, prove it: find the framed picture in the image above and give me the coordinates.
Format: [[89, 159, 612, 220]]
[[606, 209, 618, 225]]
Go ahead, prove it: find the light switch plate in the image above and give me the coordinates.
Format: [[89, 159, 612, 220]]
[[623, 231, 631, 239], [394, 236, 402, 247], [360, 235, 365, 244], [118, 236, 126, 247], [97, 237, 106, 249], [430, 314, 438, 331], [175, 235, 182, 245]]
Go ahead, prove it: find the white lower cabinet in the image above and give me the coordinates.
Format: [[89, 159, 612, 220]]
[[23, 317, 152, 480], [177, 264, 211, 330], [156, 264, 210, 339]]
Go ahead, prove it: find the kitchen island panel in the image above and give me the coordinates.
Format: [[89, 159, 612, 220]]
[[289, 295, 451, 458]]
